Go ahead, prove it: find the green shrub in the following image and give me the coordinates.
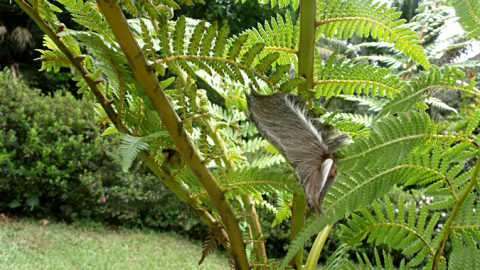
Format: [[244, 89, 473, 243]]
[[0, 71, 207, 237]]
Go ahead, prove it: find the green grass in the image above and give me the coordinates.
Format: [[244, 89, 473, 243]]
[[0, 218, 228, 270]]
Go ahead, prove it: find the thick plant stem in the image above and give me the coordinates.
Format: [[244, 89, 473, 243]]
[[298, 0, 317, 99], [289, 0, 317, 268], [304, 224, 333, 270], [432, 156, 480, 270], [14, 0, 228, 245], [177, 69, 267, 267], [289, 193, 307, 269], [96, 1, 249, 269]]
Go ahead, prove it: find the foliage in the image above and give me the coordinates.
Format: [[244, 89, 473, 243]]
[[0, 72, 207, 237], [15, 0, 480, 269]]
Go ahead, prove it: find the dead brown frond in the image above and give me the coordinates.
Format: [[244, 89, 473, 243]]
[[198, 223, 226, 265]]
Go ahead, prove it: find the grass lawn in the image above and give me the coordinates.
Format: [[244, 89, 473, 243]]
[[0, 217, 228, 270]]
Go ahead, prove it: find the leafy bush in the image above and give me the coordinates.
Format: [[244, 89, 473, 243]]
[[0, 71, 207, 237]]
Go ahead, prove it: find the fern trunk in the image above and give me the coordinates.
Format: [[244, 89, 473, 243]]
[[289, 0, 318, 268]]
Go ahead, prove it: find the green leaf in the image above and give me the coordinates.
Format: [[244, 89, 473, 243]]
[[101, 126, 118, 136]]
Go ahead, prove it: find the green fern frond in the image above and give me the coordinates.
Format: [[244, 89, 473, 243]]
[[242, 137, 269, 153], [36, 0, 62, 28], [250, 153, 285, 168], [120, 132, 170, 172], [120, 134, 150, 172], [380, 65, 478, 117], [244, 12, 299, 65], [237, 0, 299, 9], [449, 0, 480, 40], [316, 0, 429, 68], [404, 142, 477, 198], [191, 168, 300, 199], [321, 112, 371, 136], [325, 244, 357, 269], [37, 36, 75, 72], [338, 95, 387, 112], [281, 113, 437, 268], [365, 55, 406, 70], [340, 195, 438, 267], [340, 112, 434, 170], [57, 0, 111, 39], [448, 230, 480, 270], [314, 54, 405, 98], [358, 248, 408, 270], [271, 195, 292, 228], [281, 164, 411, 268], [452, 194, 480, 230], [153, 18, 299, 92]]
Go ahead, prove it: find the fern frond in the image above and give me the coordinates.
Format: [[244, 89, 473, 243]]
[[271, 195, 292, 228], [403, 142, 477, 199], [448, 230, 480, 270], [154, 18, 301, 92], [224, 167, 299, 194], [379, 65, 478, 117], [281, 112, 438, 267], [340, 112, 434, 170], [449, 0, 480, 40], [36, 0, 62, 28], [237, 0, 299, 9], [120, 132, 170, 172], [322, 112, 371, 136], [120, 134, 150, 172], [425, 97, 458, 114], [316, 0, 429, 68], [452, 194, 480, 230], [199, 224, 225, 265], [250, 153, 285, 168], [314, 54, 405, 98], [338, 95, 387, 112], [192, 167, 299, 200], [340, 195, 438, 267], [37, 36, 75, 72], [325, 244, 357, 270], [244, 12, 299, 65], [56, 0, 111, 39]]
